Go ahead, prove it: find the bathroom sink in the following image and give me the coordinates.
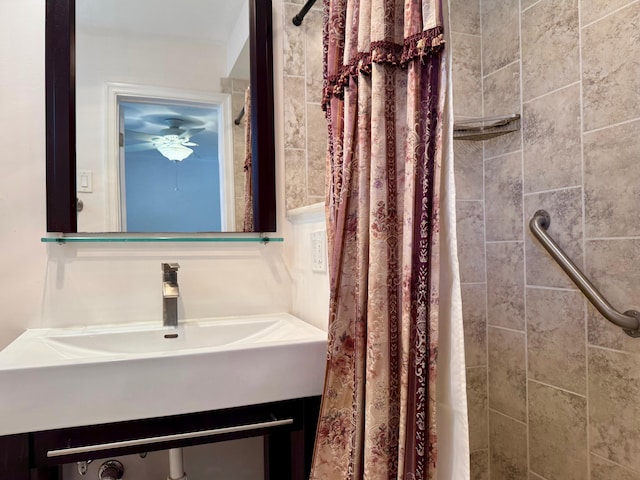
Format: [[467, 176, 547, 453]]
[[42, 317, 284, 356], [0, 313, 327, 436]]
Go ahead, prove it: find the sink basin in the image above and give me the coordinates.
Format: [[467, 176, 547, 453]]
[[0, 313, 327, 436], [43, 318, 284, 356]]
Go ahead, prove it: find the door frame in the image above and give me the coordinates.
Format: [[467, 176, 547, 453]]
[[106, 83, 236, 231]]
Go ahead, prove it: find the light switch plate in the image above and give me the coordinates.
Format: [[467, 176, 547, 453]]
[[311, 230, 327, 273], [77, 170, 93, 193]]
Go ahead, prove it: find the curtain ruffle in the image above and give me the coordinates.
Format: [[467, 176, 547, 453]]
[[322, 26, 445, 108]]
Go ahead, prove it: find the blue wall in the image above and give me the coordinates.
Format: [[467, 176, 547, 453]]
[[124, 148, 222, 232]]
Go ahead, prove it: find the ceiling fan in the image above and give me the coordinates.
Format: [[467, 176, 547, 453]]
[[125, 118, 206, 162]]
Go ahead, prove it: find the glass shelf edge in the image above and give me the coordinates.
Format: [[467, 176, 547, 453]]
[[41, 236, 284, 244]]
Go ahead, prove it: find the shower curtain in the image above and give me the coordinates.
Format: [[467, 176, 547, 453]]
[[242, 86, 253, 232], [310, 0, 468, 478]]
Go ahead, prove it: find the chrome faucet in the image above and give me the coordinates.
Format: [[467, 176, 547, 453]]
[[161, 263, 180, 327]]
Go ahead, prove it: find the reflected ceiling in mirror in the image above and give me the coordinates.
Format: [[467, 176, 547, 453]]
[[72, 0, 260, 233]]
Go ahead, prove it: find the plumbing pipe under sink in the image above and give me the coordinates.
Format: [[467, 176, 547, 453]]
[[168, 448, 188, 480]]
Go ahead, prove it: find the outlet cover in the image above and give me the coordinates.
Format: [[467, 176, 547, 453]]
[[311, 230, 327, 273]]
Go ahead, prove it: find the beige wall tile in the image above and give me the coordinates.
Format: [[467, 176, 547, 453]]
[[481, 0, 520, 75], [589, 347, 640, 472], [485, 152, 523, 242], [457, 201, 486, 283], [581, 0, 637, 27], [521, 0, 579, 101], [304, 9, 324, 104], [585, 239, 640, 353], [487, 242, 525, 330], [582, 2, 640, 131], [489, 327, 526, 420], [306, 103, 327, 197], [453, 141, 484, 200], [284, 149, 306, 210], [527, 288, 586, 394], [284, 3, 306, 76], [471, 449, 489, 480], [591, 453, 640, 480], [232, 79, 249, 93], [462, 283, 487, 367], [489, 410, 528, 479], [584, 119, 640, 238], [523, 85, 581, 193], [452, 33, 483, 118], [284, 76, 306, 149], [528, 381, 588, 480], [451, 0, 481, 34], [524, 188, 583, 289], [483, 63, 522, 158], [467, 367, 489, 451]]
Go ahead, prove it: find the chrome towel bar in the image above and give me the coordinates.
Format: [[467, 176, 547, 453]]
[[529, 210, 640, 337], [47, 418, 294, 458]]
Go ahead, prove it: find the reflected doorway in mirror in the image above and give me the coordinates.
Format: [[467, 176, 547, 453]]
[[118, 99, 233, 232], [97, 84, 239, 233]]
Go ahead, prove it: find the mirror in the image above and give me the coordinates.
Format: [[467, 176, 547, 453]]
[[46, 0, 275, 233]]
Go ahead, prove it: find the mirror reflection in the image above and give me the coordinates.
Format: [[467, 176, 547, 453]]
[[75, 0, 253, 232]]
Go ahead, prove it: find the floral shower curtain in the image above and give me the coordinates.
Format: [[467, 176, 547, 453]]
[[310, 0, 451, 478], [242, 86, 253, 232]]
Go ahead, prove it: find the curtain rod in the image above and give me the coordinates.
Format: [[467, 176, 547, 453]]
[[292, 0, 317, 26], [234, 107, 245, 126]]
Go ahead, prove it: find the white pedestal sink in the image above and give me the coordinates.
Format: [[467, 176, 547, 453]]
[[0, 313, 327, 436]]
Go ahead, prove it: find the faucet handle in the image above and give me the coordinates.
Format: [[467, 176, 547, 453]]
[[161, 262, 180, 272]]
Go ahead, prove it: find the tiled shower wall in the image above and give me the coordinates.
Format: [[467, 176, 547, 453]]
[[221, 77, 250, 227], [282, 1, 327, 210], [455, 0, 640, 478]]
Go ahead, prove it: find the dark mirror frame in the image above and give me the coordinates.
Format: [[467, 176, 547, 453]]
[[45, 0, 276, 233]]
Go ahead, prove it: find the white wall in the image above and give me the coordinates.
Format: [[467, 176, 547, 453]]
[[75, 30, 227, 231]]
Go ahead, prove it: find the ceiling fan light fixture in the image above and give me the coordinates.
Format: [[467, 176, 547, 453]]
[[156, 144, 194, 162], [152, 134, 198, 161]]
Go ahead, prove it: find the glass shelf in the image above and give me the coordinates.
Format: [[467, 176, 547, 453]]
[[41, 236, 284, 244]]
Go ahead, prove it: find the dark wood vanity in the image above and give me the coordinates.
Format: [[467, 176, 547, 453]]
[[0, 396, 320, 480]]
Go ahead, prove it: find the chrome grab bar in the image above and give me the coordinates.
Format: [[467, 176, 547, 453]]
[[529, 210, 640, 338]]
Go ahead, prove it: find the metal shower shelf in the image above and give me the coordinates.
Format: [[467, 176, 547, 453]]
[[453, 114, 520, 141]]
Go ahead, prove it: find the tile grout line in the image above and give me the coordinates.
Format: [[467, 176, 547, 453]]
[[580, 0, 640, 29], [587, 235, 640, 241], [486, 239, 524, 245], [523, 184, 582, 197], [467, 364, 488, 370], [577, 0, 592, 476], [588, 343, 640, 357], [528, 377, 587, 399], [302, 10, 310, 205], [583, 115, 640, 135], [521, 0, 544, 15], [488, 324, 525, 335], [488, 407, 527, 427], [526, 284, 578, 292], [522, 80, 581, 105], [482, 59, 521, 80], [484, 148, 523, 162], [478, 0, 490, 473], [450, 30, 482, 38], [516, 0, 531, 474], [590, 451, 640, 475]]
